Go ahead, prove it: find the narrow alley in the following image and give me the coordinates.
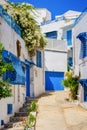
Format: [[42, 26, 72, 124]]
[[35, 91, 87, 130]]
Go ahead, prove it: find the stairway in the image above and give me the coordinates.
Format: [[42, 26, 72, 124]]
[[1, 101, 32, 130]]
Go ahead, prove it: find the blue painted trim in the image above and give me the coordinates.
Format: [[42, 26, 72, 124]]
[[1, 120, 4, 126], [36, 51, 42, 68], [84, 86, 87, 102], [25, 59, 36, 66], [7, 104, 13, 115], [78, 79, 87, 102], [2, 50, 25, 85], [0, 5, 21, 36], [26, 65, 30, 97], [77, 32, 87, 58], [78, 79, 87, 86]]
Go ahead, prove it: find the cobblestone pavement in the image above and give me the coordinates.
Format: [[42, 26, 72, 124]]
[[35, 91, 87, 130]]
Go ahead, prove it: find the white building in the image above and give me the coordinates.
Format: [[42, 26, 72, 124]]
[[32, 8, 51, 25], [40, 10, 80, 91], [44, 38, 67, 91], [41, 10, 81, 70], [73, 8, 87, 109], [0, 4, 44, 128]]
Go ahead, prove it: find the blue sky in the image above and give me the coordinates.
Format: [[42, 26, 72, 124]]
[[10, 0, 87, 19]]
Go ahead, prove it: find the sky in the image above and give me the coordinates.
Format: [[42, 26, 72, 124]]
[[10, 0, 87, 19]]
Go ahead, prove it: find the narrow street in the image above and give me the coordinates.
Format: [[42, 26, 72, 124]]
[[35, 91, 87, 130]]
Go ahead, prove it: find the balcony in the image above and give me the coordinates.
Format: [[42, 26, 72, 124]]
[[0, 5, 21, 36], [45, 38, 67, 52]]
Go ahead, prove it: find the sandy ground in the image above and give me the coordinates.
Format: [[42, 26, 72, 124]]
[[35, 91, 87, 130]]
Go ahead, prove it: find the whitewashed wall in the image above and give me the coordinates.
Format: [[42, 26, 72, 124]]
[[30, 51, 45, 97], [44, 50, 67, 72], [73, 13, 87, 72], [73, 13, 87, 106], [41, 19, 74, 40], [0, 17, 29, 60], [0, 16, 27, 128], [32, 8, 51, 25]]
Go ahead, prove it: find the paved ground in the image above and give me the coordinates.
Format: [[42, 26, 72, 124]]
[[35, 91, 87, 130]]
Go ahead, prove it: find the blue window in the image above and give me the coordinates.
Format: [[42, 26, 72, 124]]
[[77, 32, 87, 59], [68, 57, 73, 67], [80, 40, 87, 58], [7, 104, 13, 115], [67, 30, 72, 46], [45, 31, 57, 39], [36, 51, 42, 67]]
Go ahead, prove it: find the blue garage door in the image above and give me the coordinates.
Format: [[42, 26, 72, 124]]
[[45, 71, 64, 91]]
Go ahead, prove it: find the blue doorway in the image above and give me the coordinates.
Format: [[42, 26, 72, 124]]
[[84, 86, 87, 102], [26, 65, 30, 97]]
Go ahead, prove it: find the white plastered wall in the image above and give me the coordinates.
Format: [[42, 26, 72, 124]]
[[30, 50, 45, 97], [73, 13, 87, 106], [44, 50, 67, 72], [0, 17, 28, 128]]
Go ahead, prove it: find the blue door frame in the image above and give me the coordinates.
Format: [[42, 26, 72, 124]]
[[84, 86, 87, 102], [26, 65, 30, 97]]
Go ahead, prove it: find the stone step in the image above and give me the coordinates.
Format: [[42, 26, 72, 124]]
[[8, 127, 24, 130], [15, 112, 29, 117], [19, 107, 29, 112], [26, 97, 38, 103], [4, 122, 13, 128], [10, 116, 27, 122], [23, 103, 31, 108], [4, 121, 23, 129], [2, 126, 24, 130]]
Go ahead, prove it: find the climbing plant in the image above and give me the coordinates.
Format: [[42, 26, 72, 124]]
[[62, 71, 79, 100], [0, 42, 13, 99], [4, 2, 47, 57]]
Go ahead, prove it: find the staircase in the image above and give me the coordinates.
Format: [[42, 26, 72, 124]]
[[1, 101, 32, 130]]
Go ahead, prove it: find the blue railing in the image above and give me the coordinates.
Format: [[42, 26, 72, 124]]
[[0, 5, 21, 36], [2, 50, 25, 85]]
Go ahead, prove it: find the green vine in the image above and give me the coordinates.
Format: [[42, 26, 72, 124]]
[[62, 71, 79, 100], [4, 2, 47, 57], [0, 42, 13, 99]]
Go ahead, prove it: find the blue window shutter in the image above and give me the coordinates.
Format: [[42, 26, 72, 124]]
[[86, 41, 87, 56], [67, 30, 72, 46], [7, 104, 13, 115], [36, 51, 42, 67], [80, 40, 87, 59], [80, 43, 83, 58]]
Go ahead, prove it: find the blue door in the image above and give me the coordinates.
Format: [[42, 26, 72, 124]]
[[84, 86, 87, 102], [45, 71, 64, 91], [26, 65, 30, 96]]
